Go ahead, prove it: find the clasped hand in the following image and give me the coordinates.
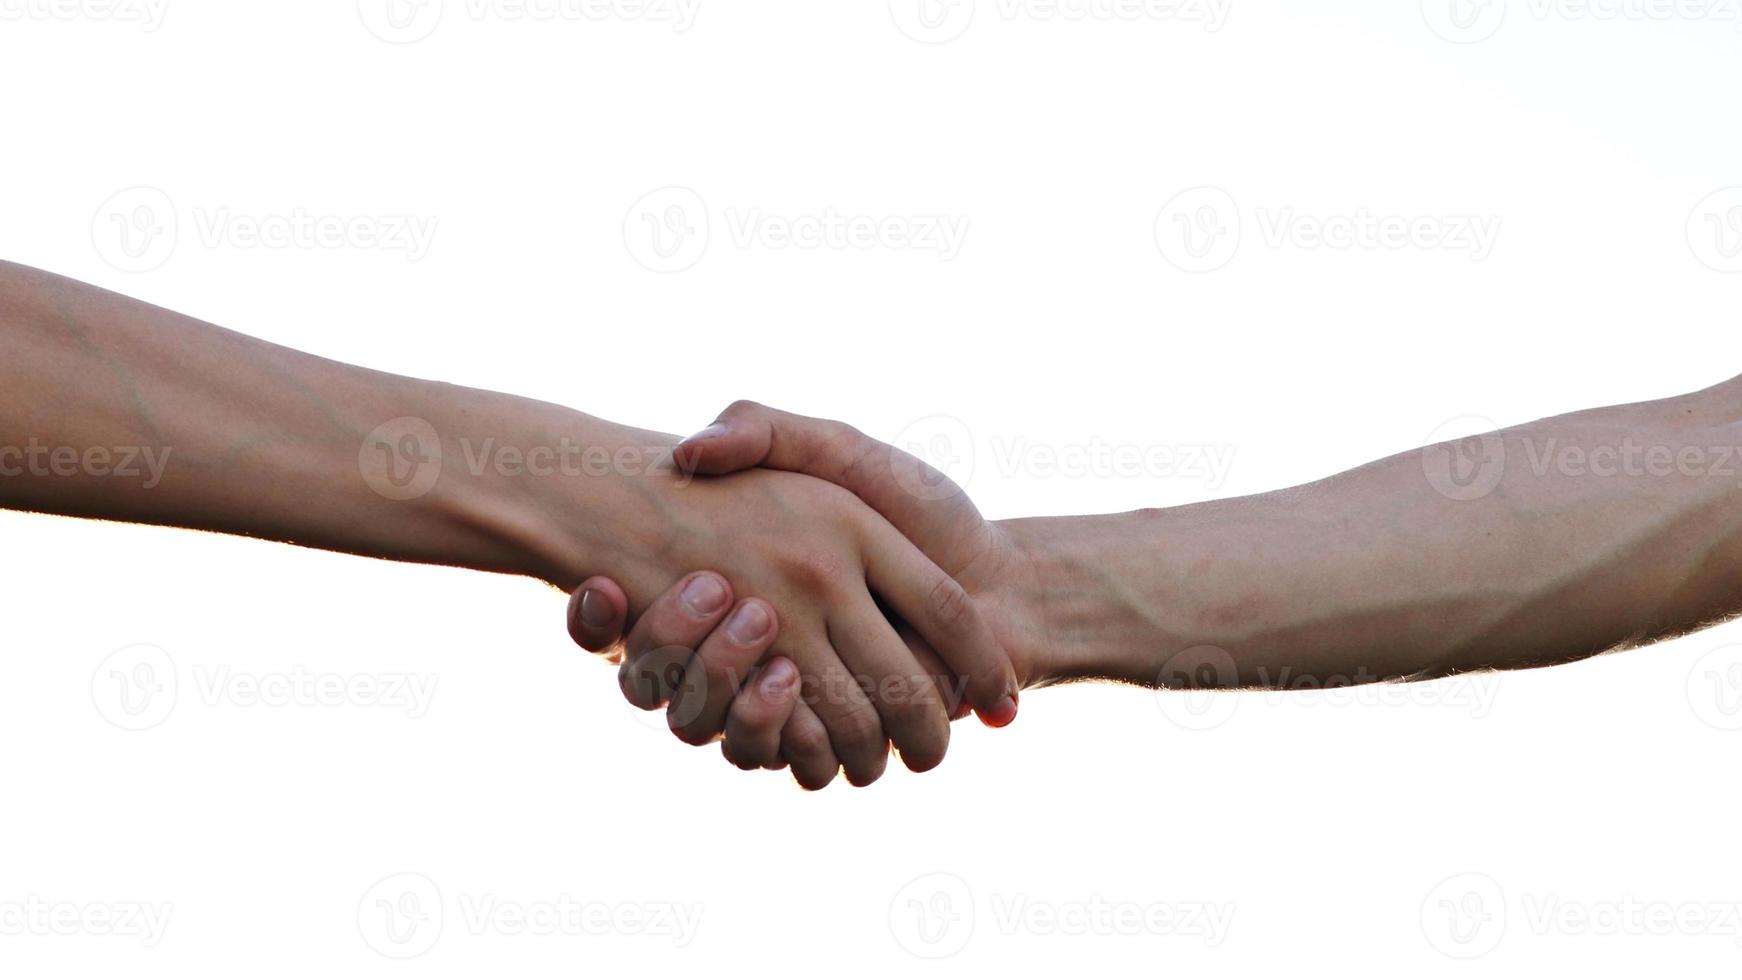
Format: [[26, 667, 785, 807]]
[[562, 401, 1043, 790]]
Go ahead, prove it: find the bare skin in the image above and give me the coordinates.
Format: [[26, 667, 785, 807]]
[[0, 262, 1019, 788], [576, 387, 1742, 774]]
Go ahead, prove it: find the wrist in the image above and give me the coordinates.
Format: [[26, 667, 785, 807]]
[[400, 386, 680, 590], [995, 511, 1195, 687]]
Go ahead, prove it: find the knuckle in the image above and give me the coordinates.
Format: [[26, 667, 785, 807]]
[[775, 548, 851, 594], [882, 686, 946, 741], [635, 644, 694, 690], [830, 708, 887, 754], [723, 398, 764, 421], [784, 723, 832, 760], [925, 576, 975, 631]]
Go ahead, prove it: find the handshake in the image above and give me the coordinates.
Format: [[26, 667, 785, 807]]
[[557, 400, 1038, 790], [8, 263, 1732, 793]]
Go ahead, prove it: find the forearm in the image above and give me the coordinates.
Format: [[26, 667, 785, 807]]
[[0, 262, 659, 589], [1013, 377, 1742, 688]]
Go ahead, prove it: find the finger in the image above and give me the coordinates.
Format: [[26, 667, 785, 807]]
[[617, 571, 732, 712], [676, 401, 1015, 724], [780, 700, 841, 791], [861, 522, 1018, 727], [668, 598, 780, 745], [722, 657, 800, 771], [900, 627, 971, 721], [567, 576, 630, 661], [788, 635, 891, 787], [826, 601, 952, 773], [675, 401, 987, 570]]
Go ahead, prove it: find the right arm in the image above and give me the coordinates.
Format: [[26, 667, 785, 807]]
[[667, 384, 1742, 692]]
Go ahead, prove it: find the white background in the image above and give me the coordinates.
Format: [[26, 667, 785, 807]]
[[3, 0, 1741, 974]]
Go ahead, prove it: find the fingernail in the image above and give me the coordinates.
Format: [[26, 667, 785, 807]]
[[681, 574, 728, 616], [684, 423, 728, 444], [579, 589, 613, 629], [759, 660, 796, 694], [977, 695, 1018, 729], [726, 601, 771, 645]]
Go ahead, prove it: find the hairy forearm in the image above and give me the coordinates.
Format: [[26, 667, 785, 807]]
[[1012, 377, 1742, 688], [0, 262, 661, 589]]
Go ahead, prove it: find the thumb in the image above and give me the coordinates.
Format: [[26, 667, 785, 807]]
[[566, 575, 631, 659], [672, 403, 782, 476], [675, 400, 987, 573]]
